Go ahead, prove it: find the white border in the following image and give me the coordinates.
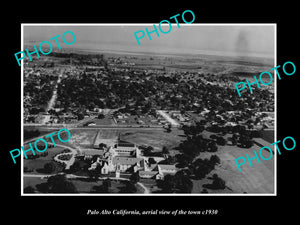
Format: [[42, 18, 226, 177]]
[[21, 23, 277, 196]]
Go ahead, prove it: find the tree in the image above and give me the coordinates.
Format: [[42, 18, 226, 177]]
[[35, 182, 50, 193], [143, 146, 154, 156], [47, 174, 78, 193], [175, 154, 193, 168], [190, 158, 215, 180], [92, 178, 112, 193], [162, 146, 169, 155], [157, 172, 193, 193], [88, 165, 102, 180], [120, 181, 137, 193], [130, 172, 140, 184], [208, 141, 218, 152], [216, 136, 227, 146], [43, 162, 56, 173], [212, 174, 226, 189], [239, 135, 254, 148], [97, 113, 105, 119], [160, 174, 176, 193], [165, 127, 172, 133], [77, 113, 84, 120], [103, 178, 112, 189], [210, 134, 218, 140], [24, 186, 35, 193], [210, 155, 220, 165], [68, 161, 81, 173], [148, 157, 157, 165], [174, 171, 193, 193], [231, 138, 237, 145], [201, 188, 208, 193], [98, 143, 107, 150]]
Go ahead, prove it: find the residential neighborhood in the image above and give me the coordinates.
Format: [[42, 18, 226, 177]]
[[23, 48, 275, 194]]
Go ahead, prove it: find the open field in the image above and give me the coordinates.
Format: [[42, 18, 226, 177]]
[[101, 50, 273, 74], [68, 128, 185, 151], [24, 127, 60, 141], [68, 178, 133, 193], [121, 128, 185, 151], [192, 143, 274, 194], [207, 145, 273, 194], [23, 177, 47, 189], [192, 130, 275, 193]]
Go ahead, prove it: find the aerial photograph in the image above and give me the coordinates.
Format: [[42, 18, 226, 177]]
[[22, 24, 275, 195]]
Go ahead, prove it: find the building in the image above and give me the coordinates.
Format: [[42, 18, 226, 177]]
[[113, 140, 137, 157], [156, 164, 177, 180], [112, 157, 144, 173], [79, 149, 104, 160], [138, 171, 159, 179]]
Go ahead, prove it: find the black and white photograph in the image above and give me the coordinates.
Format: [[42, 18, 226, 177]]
[[3, 4, 298, 221], [21, 24, 275, 195]]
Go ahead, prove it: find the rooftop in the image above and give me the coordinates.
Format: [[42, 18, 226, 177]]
[[81, 149, 104, 156], [113, 157, 143, 165], [158, 164, 176, 171]]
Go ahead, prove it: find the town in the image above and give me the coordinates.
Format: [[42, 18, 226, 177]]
[[23, 49, 275, 194]]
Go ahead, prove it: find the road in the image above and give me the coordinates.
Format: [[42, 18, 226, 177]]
[[23, 173, 150, 194], [39, 69, 63, 125], [157, 110, 180, 127], [46, 69, 63, 112]]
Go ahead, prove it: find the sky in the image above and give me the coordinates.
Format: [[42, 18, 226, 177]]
[[23, 24, 275, 58]]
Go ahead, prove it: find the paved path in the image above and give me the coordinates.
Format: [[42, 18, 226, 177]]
[[52, 143, 78, 169]]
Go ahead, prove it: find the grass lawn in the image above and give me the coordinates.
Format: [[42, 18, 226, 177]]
[[69, 178, 123, 193], [69, 128, 185, 152], [191, 144, 274, 194], [139, 178, 157, 192], [24, 127, 59, 141], [24, 177, 48, 189], [23, 177, 143, 194], [23, 146, 67, 174], [64, 128, 98, 148], [122, 128, 185, 151]]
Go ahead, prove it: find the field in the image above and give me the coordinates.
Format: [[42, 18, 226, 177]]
[[120, 128, 185, 151], [23, 177, 143, 193], [195, 144, 274, 194], [191, 130, 275, 194], [23, 145, 67, 173], [69, 128, 185, 151], [24, 127, 60, 141], [103, 51, 274, 75]]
